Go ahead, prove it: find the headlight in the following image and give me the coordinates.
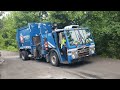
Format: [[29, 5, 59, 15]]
[[89, 47, 95, 55], [71, 51, 78, 59], [72, 54, 76, 59], [90, 47, 95, 51]]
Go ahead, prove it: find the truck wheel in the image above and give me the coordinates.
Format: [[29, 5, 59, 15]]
[[46, 54, 50, 63], [21, 51, 29, 61], [50, 51, 59, 66], [19, 51, 22, 58]]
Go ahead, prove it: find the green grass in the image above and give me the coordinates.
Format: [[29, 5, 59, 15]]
[[0, 46, 18, 52]]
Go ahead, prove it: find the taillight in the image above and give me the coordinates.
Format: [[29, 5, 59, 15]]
[[44, 42, 48, 50]]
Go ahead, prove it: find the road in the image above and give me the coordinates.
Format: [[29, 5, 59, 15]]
[[0, 51, 120, 79]]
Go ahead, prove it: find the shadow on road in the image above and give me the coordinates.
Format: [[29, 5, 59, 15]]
[[60, 60, 93, 68], [34, 57, 94, 68]]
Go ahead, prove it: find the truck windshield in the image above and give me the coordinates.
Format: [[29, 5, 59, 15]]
[[66, 29, 93, 46], [78, 29, 93, 44], [66, 30, 82, 46]]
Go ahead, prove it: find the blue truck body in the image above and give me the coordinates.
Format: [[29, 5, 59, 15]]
[[16, 23, 95, 66]]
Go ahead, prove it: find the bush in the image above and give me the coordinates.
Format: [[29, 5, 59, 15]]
[[6, 46, 18, 52]]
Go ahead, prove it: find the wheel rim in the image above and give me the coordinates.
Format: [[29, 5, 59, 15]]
[[22, 54, 25, 60], [51, 55, 56, 65]]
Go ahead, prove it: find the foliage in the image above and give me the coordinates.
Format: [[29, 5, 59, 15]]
[[0, 11, 120, 59]]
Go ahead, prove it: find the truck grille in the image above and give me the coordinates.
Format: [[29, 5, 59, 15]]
[[78, 46, 89, 58]]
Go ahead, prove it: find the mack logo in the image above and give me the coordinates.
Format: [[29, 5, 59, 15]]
[[82, 48, 87, 52], [79, 48, 87, 53]]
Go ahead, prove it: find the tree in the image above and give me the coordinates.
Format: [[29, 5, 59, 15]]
[[0, 11, 4, 16], [48, 11, 120, 59], [1, 11, 120, 59], [0, 11, 5, 29], [0, 11, 45, 51], [81, 11, 120, 58], [47, 11, 84, 28]]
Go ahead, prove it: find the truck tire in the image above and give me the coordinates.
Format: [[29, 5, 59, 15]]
[[50, 51, 59, 66], [19, 51, 22, 58], [21, 51, 29, 61], [46, 54, 50, 63]]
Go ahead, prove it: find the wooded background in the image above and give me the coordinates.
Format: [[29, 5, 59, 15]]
[[0, 11, 120, 59]]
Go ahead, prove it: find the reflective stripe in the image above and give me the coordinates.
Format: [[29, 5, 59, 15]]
[[68, 53, 72, 56], [48, 45, 52, 48], [48, 42, 55, 48], [67, 48, 78, 52], [89, 44, 95, 47]]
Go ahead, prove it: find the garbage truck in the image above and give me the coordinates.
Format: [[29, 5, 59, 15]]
[[16, 22, 95, 66]]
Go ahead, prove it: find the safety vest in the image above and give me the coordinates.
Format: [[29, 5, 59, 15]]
[[61, 38, 66, 48]]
